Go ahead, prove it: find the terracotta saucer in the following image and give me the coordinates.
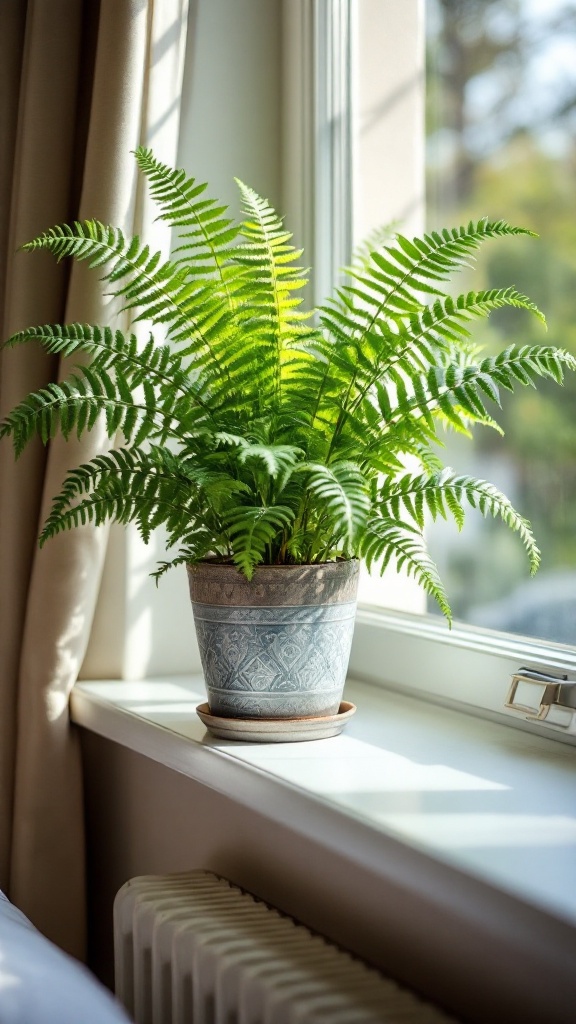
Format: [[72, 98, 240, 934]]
[[196, 701, 356, 743]]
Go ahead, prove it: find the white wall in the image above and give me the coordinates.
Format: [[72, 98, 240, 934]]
[[178, 0, 283, 215]]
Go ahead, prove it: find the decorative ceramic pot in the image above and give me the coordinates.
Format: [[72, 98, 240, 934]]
[[187, 560, 360, 720]]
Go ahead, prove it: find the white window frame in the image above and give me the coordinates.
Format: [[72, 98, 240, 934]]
[[281, 0, 354, 307], [284, 0, 576, 745]]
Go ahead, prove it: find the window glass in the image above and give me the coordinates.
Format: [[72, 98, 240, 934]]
[[424, 0, 576, 645]]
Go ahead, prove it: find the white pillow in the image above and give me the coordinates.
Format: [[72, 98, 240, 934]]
[[0, 892, 130, 1024]]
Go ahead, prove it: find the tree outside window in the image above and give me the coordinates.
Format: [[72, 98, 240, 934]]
[[425, 0, 576, 644]]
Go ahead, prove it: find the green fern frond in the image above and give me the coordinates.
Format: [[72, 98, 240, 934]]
[[237, 442, 303, 480], [405, 288, 546, 356], [380, 469, 540, 575], [3, 148, 574, 614], [0, 360, 202, 457], [40, 446, 199, 546], [211, 431, 250, 449], [309, 222, 545, 451], [234, 181, 309, 324], [133, 147, 245, 305], [316, 286, 547, 447], [134, 147, 231, 237], [151, 555, 191, 583], [2, 323, 211, 416], [188, 470, 251, 513], [21, 220, 235, 355], [388, 346, 576, 434], [151, 549, 211, 584], [0, 378, 104, 455], [40, 487, 150, 543], [296, 461, 370, 549], [361, 516, 452, 621], [377, 220, 536, 293], [224, 504, 295, 578], [344, 219, 535, 324]]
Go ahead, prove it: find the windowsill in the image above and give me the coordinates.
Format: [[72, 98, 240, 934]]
[[70, 674, 576, 940]]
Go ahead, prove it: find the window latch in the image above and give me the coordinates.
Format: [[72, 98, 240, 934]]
[[505, 668, 575, 723]]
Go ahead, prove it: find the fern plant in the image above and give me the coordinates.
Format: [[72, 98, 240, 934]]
[[2, 148, 575, 621]]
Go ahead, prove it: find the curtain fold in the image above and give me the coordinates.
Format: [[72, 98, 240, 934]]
[[0, 0, 188, 958]]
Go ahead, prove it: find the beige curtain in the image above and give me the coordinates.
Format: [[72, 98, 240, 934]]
[[0, 0, 188, 958]]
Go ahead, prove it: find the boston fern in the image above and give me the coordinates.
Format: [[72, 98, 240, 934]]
[[1, 149, 574, 621]]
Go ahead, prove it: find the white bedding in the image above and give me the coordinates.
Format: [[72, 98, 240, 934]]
[[0, 892, 130, 1023]]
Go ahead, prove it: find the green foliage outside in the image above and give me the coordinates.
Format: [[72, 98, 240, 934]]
[[1, 149, 574, 622], [425, 0, 576, 625]]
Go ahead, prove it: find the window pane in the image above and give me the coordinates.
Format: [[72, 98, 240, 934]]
[[425, 0, 576, 645]]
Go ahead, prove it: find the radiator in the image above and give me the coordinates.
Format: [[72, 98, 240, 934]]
[[113, 870, 458, 1024]]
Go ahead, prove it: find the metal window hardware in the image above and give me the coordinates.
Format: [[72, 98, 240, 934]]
[[505, 668, 576, 722]]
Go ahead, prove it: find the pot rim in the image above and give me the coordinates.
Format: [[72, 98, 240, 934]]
[[187, 557, 360, 570], [186, 558, 360, 606]]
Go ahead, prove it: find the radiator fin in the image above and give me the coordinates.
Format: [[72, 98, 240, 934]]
[[113, 870, 458, 1024]]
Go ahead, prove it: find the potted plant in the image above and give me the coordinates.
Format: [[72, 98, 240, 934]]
[[1, 149, 574, 730]]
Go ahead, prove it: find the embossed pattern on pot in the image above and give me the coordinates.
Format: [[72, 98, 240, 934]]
[[187, 561, 360, 720], [193, 602, 357, 718]]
